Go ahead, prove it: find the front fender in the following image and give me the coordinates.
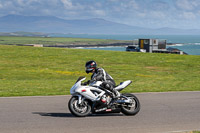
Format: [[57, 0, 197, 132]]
[[71, 95, 93, 106]]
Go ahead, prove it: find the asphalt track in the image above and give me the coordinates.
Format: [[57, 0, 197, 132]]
[[0, 91, 200, 133]]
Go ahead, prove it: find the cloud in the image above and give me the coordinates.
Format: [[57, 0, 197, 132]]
[[16, 0, 42, 7], [0, 2, 3, 8], [150, 1, 169, 10], [61, 0, 73, 9], [127, 0, 139, 9], [175, 0, 200, 10], [150, 11, 166, 19], [179, 12, 196, 19], [136, 12, 146, 18], [92, 10, 106, 16], [118, 0, 139, 10], [16, 0, 24, 6]]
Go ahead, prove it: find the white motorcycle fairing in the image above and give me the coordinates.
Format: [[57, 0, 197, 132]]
[[115, 80, 132, 92], [70, 77, 105, 101]]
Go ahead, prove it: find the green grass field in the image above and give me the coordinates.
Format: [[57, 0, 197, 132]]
[[0, 44, 200, 97], [0, 36, 131, 46]]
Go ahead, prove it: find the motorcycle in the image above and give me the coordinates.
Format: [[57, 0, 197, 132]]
[[68, 76, 140, 117]]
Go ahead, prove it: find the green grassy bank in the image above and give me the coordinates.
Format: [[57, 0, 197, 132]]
[[0, 45, 200, 97], [0, 36, 131, 46]]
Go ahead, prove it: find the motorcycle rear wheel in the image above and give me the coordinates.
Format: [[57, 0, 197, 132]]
[[68, 96, 91, 117], [121, 93, 140, 115]]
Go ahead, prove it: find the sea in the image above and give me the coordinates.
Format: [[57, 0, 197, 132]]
[[50, 34, 200, 55]]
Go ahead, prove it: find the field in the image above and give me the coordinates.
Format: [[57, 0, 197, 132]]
[[0, 43, 200, 97], [0, 36, 132, 46]]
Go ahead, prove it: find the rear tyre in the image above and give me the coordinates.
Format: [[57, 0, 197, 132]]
[[121, 93, 140, 115], [68, 96, 91, 117]]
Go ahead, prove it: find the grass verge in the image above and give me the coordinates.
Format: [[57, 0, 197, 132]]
[[0, 45, 200, 97]]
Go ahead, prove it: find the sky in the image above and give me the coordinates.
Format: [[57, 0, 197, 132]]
[[0, 0, 200, 29]]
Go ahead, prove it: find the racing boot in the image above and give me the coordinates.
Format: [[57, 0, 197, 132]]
[[112, 88, 120, 99], [108, 89, 120, 107]]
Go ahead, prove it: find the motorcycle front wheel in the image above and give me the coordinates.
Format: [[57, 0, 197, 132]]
[[121, 93, 140, 115], [68, 96, 91, 117]]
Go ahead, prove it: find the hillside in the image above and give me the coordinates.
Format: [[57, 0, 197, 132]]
[[0, 45, 199, 97], [0, 14, 146, 34], [1, 14, 200, 35]]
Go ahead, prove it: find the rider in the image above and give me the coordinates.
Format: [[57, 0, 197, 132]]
[[84, 60, 120, 98]]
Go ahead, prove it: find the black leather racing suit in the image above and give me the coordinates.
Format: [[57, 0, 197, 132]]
[[91, 68, 117, 96]]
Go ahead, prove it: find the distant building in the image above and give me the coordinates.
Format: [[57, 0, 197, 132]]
[[127, 38, 185, 54], [139, 39, 166, 53]]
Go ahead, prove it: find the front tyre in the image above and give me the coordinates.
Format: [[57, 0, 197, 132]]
[[68, 96, 91, 117], [121, 93, 140, 116]]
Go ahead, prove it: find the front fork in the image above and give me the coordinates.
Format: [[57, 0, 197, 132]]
[[76, 95, 84, 104]]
